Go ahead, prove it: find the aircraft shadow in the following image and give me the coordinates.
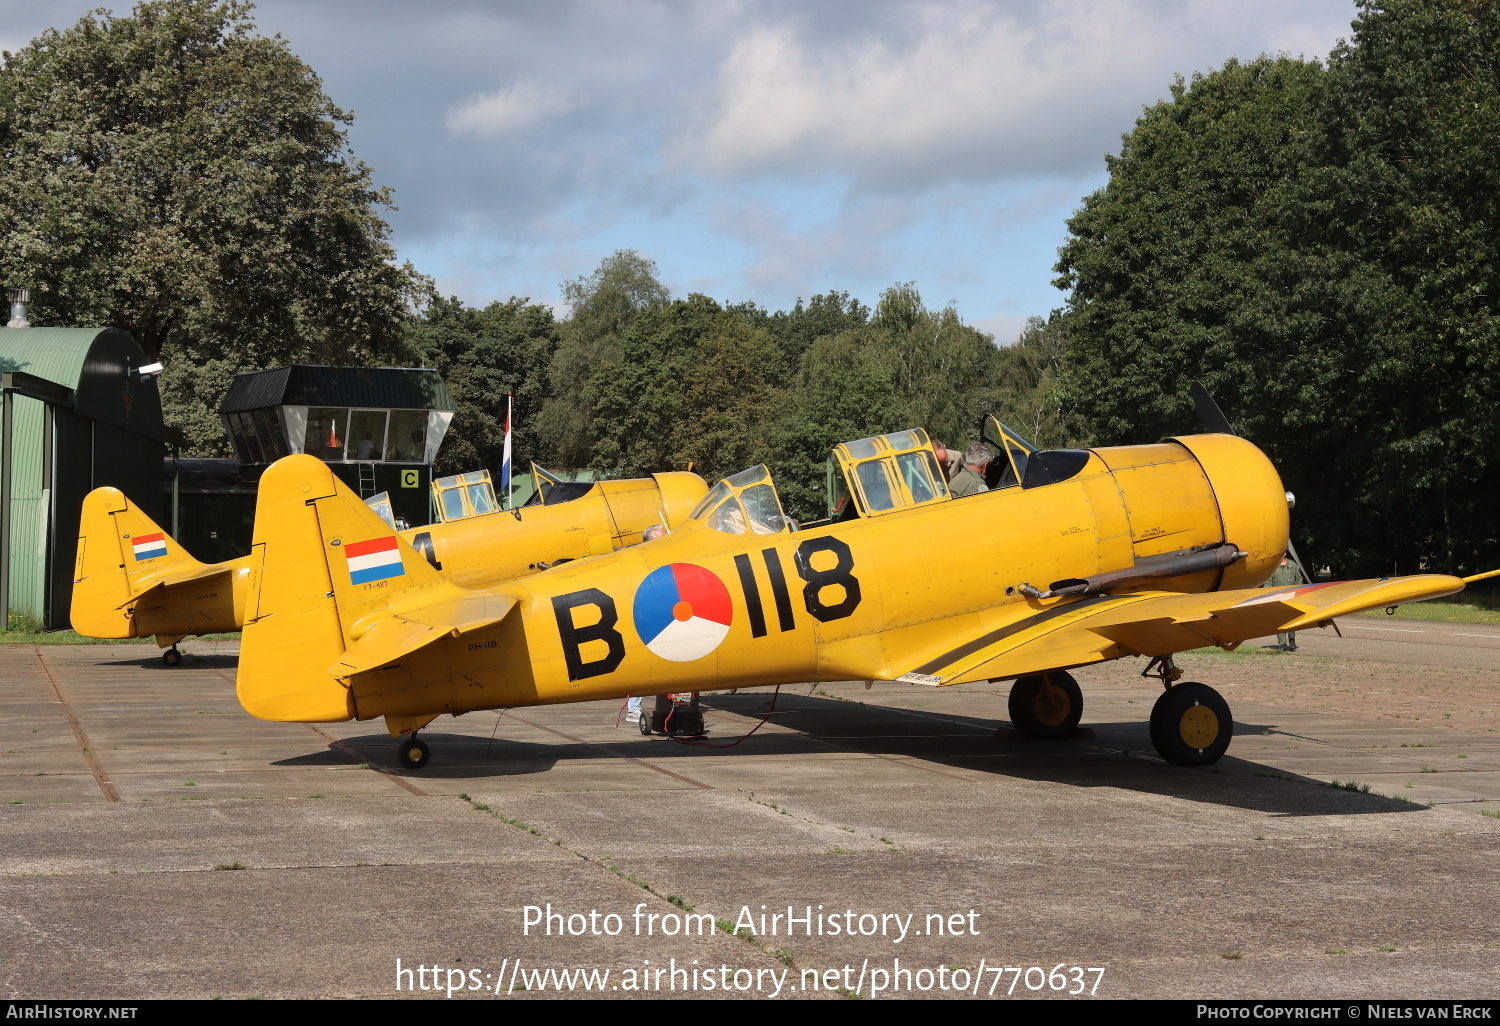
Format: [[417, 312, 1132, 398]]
[[683, 691, 1427, 819], [307, 731, 575, 778], [94, 653, 240, 670], [199, 664, 1426, 817]]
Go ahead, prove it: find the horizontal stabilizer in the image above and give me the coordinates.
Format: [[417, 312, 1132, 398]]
[[115, 565, 232, 609], [333, 593, 517, 678]]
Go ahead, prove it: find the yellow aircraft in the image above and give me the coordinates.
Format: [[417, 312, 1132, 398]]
[[70, 469, 707, 664], [229, 422, 1481, 769]]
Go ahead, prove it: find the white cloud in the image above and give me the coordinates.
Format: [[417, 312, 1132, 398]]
[[973, 313, 1034, 346], [673, 0, 1355, 189], [446, 79, 574, 138]]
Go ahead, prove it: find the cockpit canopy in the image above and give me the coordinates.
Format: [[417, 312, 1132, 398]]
[[980, 415, 1040, 490], [826, 427, 949, 519], [689, 465, 791, 535]]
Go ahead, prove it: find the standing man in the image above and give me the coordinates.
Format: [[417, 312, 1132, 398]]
[[949, 443, 993, 497], [931, 440, 961, 482], [1265, 551, 1303, 651]]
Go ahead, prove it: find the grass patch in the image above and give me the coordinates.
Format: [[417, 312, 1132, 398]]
[[213, 862, 244, 871], [0, 629, 240, 646], [1220, 951, 1243, 960], [0, 630, 154, 646], [1325, 948, 1346, 955], [1480, 810, 1500, 820], [1330, 780, 1372, 794], [1351, 601, 1500, 625], [1177, 645, 1281, 661]]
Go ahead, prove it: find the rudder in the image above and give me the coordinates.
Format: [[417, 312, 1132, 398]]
[[71, 487, 212, 638], [237, 455, 446, 723]]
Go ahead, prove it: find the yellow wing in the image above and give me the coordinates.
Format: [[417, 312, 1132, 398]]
[[901, 575, 1464, 686]]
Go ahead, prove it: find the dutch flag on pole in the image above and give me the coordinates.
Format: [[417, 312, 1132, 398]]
[[499, 393, 513, 493], [344, 537, 405, 585], [132, 533, 167, 561]]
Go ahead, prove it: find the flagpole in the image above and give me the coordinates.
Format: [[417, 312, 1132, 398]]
[[506, 393, 514, 510]]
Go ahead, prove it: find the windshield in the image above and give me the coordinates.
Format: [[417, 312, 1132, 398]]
[[692, 466, 789, 534], [690, 481, 732, 521]]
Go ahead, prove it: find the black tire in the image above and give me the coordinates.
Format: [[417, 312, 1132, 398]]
[[162, 648, 182, 667], [638, 711, 653, 736], [1007, 672, 1083, 739], [1149, 682, 1233, 766], [396, 736, 430, 769]]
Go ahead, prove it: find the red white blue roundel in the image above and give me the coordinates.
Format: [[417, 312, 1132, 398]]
[[633, 563, 733, 662]]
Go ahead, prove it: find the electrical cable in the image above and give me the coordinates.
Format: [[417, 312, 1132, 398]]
[[668, 685, 782, 749]]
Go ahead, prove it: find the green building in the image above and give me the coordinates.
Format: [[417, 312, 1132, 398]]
[[0, 323, 177, 628]]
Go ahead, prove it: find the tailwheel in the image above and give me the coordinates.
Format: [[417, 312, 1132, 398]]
[[1007, 671, 1083, 739], [1149, 682, 1233, 766], [396, 735, 430, 770], [162, 647, 182, 668]]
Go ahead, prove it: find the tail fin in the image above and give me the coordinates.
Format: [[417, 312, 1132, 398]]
[[71, 488, 215, 638], [238, 455, 455, 723]]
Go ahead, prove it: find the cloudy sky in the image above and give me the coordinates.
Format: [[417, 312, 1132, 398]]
[[1, 0, 1361, 341]]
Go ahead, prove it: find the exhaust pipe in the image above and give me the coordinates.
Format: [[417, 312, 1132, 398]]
[[1021, 543, 1246, 599]]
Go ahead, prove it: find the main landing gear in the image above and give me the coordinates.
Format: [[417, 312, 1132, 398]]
[[1140, 655, 1233, 766], [162, 646, 182, 667], [1002, 656, 1234, 766], [1006, 671, 1083, 739], [396, 734, 430, 770]]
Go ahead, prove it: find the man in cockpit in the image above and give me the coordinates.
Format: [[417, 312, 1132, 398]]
[[949, 443, 993, 497]]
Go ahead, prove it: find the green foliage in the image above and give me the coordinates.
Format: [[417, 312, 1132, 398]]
[[411, 296, 558, 477], [1056, 1, 1500, 575], [5, 611, 44, 634], [990, 317, 1070, 449], [537, 249, 670, 467], [589, 294, 783, 479], [0, 0, 428, 453]]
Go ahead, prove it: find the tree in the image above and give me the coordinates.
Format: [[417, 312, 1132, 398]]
[[1055, 3, 1500, 576], [772, 284, 1006, 519], [534, 249, 670, 467], [588, 294, 782, 479], [0, 0, 428, 452], [410, 296, 558, 478], [992, 316, 1070, 449]]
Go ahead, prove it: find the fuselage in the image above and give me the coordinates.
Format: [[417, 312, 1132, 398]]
[[92, 472, 707, 641], [337, 435, 1289, 723]]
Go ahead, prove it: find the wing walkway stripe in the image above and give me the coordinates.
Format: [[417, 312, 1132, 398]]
[[912, 595, 1124, 675]]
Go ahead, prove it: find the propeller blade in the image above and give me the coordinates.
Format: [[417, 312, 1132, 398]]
[[1191, 381, 1236, 435]]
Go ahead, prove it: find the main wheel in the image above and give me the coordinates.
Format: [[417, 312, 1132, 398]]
[[162, 648, 182, 667], [1149, 682, 1233, 766], [396, 736, 430, 769], [1007, 671, 1084, 739]]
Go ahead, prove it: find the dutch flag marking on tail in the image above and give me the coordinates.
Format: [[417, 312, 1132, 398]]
[[344, 536, 405, 585], [132, 533, 168, 561]]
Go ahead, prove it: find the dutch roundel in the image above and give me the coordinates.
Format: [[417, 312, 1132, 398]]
[[632, 563, 733, 662]]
